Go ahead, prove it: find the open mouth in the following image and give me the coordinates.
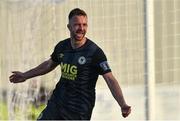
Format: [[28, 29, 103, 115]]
[[75, 32, 84, 38], [76, 33, 83, 36]]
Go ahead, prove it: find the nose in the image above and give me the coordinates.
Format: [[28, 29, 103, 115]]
[[79, 24, 84, 31]]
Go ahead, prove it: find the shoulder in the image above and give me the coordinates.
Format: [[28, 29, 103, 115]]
[[86, 39, 103, 52], [55, 38, 70, 48], [53, 38, 71, 52], [86, 39, 107, 60], [88, 39, 104, 53]]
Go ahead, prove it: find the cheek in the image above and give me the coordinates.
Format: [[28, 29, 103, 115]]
[[69, 27, 75, 33], [71, 26, 78, 32]]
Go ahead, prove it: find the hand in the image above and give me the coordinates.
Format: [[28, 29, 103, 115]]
[[9, 71, 27, 83], [121, 104, 131, 118]]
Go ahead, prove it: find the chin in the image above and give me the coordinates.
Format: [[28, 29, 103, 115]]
[[76, 38, 84, 41], [75, 37, 85, 41]]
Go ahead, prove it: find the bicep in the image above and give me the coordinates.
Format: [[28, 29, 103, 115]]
[[103, 72, 117, 87], [103, 72, 114, 83], [93, 48, 111, 75], [46, 58, 58, 70]]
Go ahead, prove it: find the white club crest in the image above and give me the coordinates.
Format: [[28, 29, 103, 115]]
[[78, 56, 86, 65]]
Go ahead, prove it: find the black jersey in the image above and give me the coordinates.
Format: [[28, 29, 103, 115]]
[[50, 38, 111, 119]]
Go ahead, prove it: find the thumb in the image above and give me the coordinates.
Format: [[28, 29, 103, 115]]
[[12, 71, 21, 74], [122, 106, 131, 117]]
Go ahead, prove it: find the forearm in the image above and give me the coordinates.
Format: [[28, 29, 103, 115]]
[[109, 79, 126, 107], [104, 74, 126, 107], [23, 60, 57, 80]]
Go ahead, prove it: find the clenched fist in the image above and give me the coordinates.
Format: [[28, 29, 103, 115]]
[[9, 71, 26, 83], [121, 104, 131, 118]]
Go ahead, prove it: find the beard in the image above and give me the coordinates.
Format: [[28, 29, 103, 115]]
[[72, 30, 86, 41]]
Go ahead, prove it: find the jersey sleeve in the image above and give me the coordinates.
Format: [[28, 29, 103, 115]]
[[93, 48, 111, 75], [51, 45, 59, 63]]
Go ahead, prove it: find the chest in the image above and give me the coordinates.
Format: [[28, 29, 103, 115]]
[[56, 50, 93, 66]]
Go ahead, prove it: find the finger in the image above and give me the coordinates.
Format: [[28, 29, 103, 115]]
[[122, 113, 129, 118], [10, 78, 14, 83], [122, 107, 131, 117], [122, 108, 131, 118], [12, 71, 20, 74], [9, 74, 19, 80], [10, 76, 16, 82], [10, 79, 18, 83], [9, 74, 15, 80], [10, 74, 15, 79], [10, 75, 19, 82]]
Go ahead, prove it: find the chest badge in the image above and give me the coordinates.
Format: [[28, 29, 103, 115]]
[[59, 53, 64, 58], [57, 53, 64, 61], [78, 56, 86, 65]]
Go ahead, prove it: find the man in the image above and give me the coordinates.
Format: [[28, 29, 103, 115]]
[[10, 8, 131, 120]]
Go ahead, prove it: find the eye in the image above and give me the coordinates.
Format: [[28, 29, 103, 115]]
[[74, 23, 80, 27], [83, 24, 87, 27]]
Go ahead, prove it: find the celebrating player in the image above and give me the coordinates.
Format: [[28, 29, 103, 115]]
[[9, 8, 131, 120]]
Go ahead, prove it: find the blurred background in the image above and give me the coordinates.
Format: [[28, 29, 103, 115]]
[[0, 0, 180, 120]]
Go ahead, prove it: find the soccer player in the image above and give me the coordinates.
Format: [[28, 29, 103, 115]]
[[9, 8, 131, 120]]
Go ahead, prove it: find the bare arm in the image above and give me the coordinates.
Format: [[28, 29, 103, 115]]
[[103, 72, 131, 118], [10, 58, 58, 83]]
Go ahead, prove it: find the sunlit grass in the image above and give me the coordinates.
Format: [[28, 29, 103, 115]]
[[0, 101, 8, 120], [27, 104, 45, 119], [0, 100, 45, 120]]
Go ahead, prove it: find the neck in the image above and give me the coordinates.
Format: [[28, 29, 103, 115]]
[[70, 37, 87, 49]]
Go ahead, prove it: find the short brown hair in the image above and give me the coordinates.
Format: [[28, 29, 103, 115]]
[[68, 8, 87, 21]]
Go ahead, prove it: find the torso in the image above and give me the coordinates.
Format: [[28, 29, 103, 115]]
[[50, 38, 101, 118]]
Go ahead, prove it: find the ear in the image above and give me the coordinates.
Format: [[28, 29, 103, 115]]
[[67, 24, 70, 30]]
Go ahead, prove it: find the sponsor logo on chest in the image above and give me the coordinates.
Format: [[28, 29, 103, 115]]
[[60, 62, 77, 80]]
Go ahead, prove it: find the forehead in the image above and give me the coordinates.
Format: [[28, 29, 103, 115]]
[[69, 15, 88, 23]]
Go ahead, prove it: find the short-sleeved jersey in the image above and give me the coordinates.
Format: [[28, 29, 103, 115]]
[[50, 38, 111, 119]]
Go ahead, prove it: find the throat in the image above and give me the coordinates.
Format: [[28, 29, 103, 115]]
[[71, 38, 87, 49]]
